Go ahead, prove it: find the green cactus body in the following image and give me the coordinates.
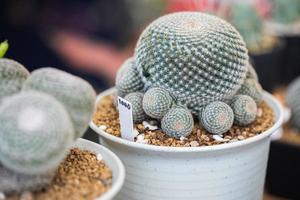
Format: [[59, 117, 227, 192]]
[[200, 101, 234, 135], [161, 107, 194, 138], [0, 164, 54, 194], [143, 87, 175, 119], [135, 12, 248, 114], [124, 92, 147, 123], [116, 57, 144, 96], [231, 95, 257, 126], [286, 77, 300, 130], [271, 0, 300, 24], [237, 78, 263, 105], [23, 68, 96, 139], [246, 62, 258, 81], [0, 91, 74, 175], [0, 58, 29, 103]]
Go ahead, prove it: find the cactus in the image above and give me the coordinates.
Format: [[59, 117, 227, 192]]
[[124, 92, 147, 123], [286, 77, 300, 130], [143, 87, 175, 119], [116, 57, 144, 96], [0, 91, 74, 175], [135, 12, 248, 114], [0, 58, 29, 103], [237, 78, 263, 105], [230, 4, 264, 52], [161, 106, 194, 138], [231, 95, 257, 126], [246, 62, 258, 81], [23, 68, 96, 139], [271, 0, 300, 24], [0, 164, 54, 194], [0, 41, 9, 58], [200, 101, 234, 134]]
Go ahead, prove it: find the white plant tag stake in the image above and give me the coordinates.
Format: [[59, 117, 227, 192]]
[[117, 96, 134, 141]]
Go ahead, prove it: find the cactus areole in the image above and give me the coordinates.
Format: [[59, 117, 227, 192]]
[[135, 12, 249, 113]]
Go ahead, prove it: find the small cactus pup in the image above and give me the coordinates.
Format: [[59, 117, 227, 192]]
[[124, 92, 147, 123], [116, 57, 144, 96], [0, 91, 74, 175], [237, 78, 263, 105], [286, 77, 300, 130], [0, 40, 9, 58], [0, 58, 29, 103], [161, 106, 194, 138], [135, 12, 248, 114], [23, 67, 96, 139], [200, 101, 234, 135], [0, 164, 54, 194], [143, 87, 175, 119], [231, 95, 257, 126]]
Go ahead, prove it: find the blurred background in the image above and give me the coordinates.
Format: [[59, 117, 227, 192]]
[[1, 0, 300, 199]]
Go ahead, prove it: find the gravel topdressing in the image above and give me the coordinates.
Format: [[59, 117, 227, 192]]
[[6, 148, 112, 200], [92, 95, 275, 147]]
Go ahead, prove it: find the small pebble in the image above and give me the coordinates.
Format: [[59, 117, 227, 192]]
[[142, 121, 158, 131], [212, 134, 224, 142], [237, 135, 245, 140], [190, 141, 199, 147], [133, 128, 140, 137], [257, 108, 263, 117], [20, 192, 33, 200], [0, 192, 5, 200], [98, 125, 107, 131], [96, 153, 103, 161], [180, 136, 187, 141]]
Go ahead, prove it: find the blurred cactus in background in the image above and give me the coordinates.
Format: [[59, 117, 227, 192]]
[[286, 77, 300, 130], [0, 41, 9, 58], [271, 0, 300, 24]]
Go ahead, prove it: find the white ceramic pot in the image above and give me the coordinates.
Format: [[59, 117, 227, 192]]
[[90, 88, 283, 200], [73, 138, 125, 200]]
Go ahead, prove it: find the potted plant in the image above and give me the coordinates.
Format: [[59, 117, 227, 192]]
[[266, 78, 300, 199], [228, 3, 284, 92], [0, 43, 125, 200], [90, 12, 283, 200]]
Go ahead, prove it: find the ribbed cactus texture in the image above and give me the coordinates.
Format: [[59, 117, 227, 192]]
[[237, 78, 263, 105], [246, 62, 258, 80], [0, 164, 54, 194], [135, 12, 248, 113], [231, 95, 257, 126], [116, 57, 144, 96], [124, 92, 147, 123], [143, 87, 175, 119], [0, 91, 74, 175], [23, 68, 96, 139], [200, 101, 234, 135], [286, 77, 300, 130], [161, 107, 194, 138], [0, 58, 29, 103]]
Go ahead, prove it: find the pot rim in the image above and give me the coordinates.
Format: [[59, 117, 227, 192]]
[[90, 88, 284, 153], [73, 138, 125, 200]]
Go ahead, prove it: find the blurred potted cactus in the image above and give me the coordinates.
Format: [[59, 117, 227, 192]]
[[229, 3, 283, 91], [0, 41, 125, 200], [90, 12, 283, 200], [266, 77, 300, 199]]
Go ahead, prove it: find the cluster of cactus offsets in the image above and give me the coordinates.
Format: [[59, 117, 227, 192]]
[[116, 57, 144, 96], [237, 78, 263, 105], [135, 12, 249, 114], [200, 101, 234, 135], [143, 87, 175, 119], [0, 58, 29, 103], [23, 68, 96, 139], [0, 91, 74, 175], [161, 107, 194, 138], [286, 77, 300, 130], [0, 164, 54, 194], [124, 92, 147, 123], [271, 0, 300, 24], [231, 95, 257, 126]]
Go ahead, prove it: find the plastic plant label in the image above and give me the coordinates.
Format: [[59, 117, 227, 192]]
[[117, 96, 134, 141]]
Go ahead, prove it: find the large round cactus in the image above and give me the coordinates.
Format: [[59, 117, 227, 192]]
[[0, 164, 54, 194], [286, 77, 300, 130], [116, 57, 144, 96], [161, 106, 194, 138], [23, 68, 96, 139], [124, 92, 147, 123], [200, 101, 234, 135], [0, 91, 74, 175], [135, 12, 248, 113], [0, 58, 29, 103]]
